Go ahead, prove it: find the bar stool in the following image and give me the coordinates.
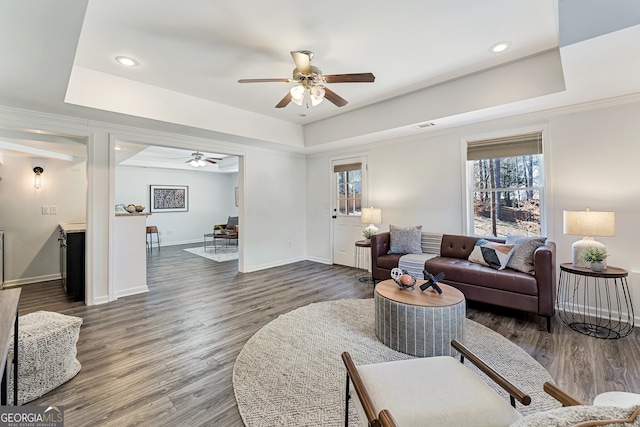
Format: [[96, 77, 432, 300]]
[[146, 226, 160, 251]]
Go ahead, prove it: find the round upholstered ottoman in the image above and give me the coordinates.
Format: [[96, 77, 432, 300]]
[[8, 311, 83, 405], [375, 279, 465, 357]]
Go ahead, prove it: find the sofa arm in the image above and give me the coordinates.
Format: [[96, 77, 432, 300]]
[[371, 232, 391, 278], [534, 241, 556, 317]]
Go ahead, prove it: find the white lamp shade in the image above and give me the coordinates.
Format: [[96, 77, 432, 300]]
[[563, 209, 614, 267], [361, 207, 382, 225], [563, 210, 615, 237]]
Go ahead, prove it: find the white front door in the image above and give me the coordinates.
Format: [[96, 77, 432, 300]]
[[332, 156, 368, 267]]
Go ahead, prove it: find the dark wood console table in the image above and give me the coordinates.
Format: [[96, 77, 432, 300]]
[[1, 288, 21, 405]]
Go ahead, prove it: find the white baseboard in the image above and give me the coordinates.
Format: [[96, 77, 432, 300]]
[[3, 273, 61, 288], [116, 285, 149, 299], [243, 256, 306, 273], [306, 256, 331, 265]]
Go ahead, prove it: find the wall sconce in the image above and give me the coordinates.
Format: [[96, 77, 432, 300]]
[[33, 166, 44, 189]]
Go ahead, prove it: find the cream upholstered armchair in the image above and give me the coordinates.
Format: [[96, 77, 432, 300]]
[[342, 340, 640, 427]]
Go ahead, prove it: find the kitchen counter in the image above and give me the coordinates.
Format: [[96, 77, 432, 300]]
[[59, 222, 86, 233], [115, 212, 152, 217]]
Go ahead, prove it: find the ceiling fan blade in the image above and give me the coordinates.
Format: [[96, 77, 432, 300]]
[[275, 92, 292, 108], [204, 158, 220, 164], [238, 78, 290, 83], [291, 51, 312, 75], [323, 87, 348, 107], [324, 73, 375, 83]]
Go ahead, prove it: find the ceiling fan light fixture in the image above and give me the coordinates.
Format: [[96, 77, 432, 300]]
[[290, 84, 305, 105], [310, 86, 325, 106], [190, 158, 206, 168]]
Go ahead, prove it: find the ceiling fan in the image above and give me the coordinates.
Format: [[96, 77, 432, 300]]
[[185, 152, 222, 168], [238, 50, 375, 108]]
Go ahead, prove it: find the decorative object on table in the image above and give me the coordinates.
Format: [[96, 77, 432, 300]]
[[362, 228, 375, 243], [135, 205, 145, 212], [150, 185, 189, 213], [125, 204, 136, 213], [563, 209, 615, 268], [420, 270, 445, 294], [390, 267, 416, 288], [361, 207, 382, 241], [213, 225, 223, 234], [579, 247, 608, 272]]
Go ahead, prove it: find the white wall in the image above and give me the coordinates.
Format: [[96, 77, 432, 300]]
[[306, 99, 640, 318], [241, 149, 307, 271], [0, 154, 86, 285], [115, 166, 238, 245]]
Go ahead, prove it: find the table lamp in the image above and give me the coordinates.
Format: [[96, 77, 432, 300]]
[[563, 209, 615, 268], [361, 207, 382, 236]]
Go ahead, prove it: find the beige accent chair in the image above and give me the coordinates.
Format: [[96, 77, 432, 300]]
[[342, 340, 640, 427]]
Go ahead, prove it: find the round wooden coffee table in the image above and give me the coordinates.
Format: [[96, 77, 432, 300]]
[[374, 279, 466, 357]]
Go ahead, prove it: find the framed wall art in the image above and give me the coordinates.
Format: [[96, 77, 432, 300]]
[[150, 185, 189, 213]]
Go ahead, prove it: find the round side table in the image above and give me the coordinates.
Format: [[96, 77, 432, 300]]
[[354, 240, 373, 283], [557, 263, 634, 339]]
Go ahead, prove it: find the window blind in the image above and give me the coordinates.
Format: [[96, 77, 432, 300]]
[[467, 131, 543, 161], [333, 162, 362, 173]]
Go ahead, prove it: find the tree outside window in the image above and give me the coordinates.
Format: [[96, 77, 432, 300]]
[[336, 167, 362, 215], [467, 131, 544, 237]]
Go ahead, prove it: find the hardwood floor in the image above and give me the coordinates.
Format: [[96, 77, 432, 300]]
[[13, 244, 640, 426]]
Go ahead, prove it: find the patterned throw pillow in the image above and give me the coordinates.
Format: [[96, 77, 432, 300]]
[[505, 236, 547, 275], [468, 239, 515, 270], [388, 225, 423, 254], [510, 404, 640, 427]]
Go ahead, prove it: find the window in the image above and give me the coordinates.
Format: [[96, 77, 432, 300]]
[[334, 162, 362, 216], [467, 131, 544, 237]]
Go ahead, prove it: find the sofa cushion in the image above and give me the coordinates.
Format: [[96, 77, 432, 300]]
[[388, 225, 422, 254], [425, 257, 539, 296], [421, 232, 443, 255], [506, 236, 547, 275], [468, 239, 515, 270]]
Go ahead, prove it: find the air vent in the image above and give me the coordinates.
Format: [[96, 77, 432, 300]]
[[415, 122, 436, 129]]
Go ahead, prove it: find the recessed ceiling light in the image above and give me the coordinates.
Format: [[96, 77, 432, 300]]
[[489, 41, 511, 53], [114, 146, 123, 151], [115, 56, 139, 66]]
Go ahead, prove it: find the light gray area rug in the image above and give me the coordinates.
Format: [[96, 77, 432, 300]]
[[183, 246, 238, 262], [233, 299, 560, 427]]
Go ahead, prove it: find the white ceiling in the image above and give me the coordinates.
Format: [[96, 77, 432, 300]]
[[1, 0, 640, 166]]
